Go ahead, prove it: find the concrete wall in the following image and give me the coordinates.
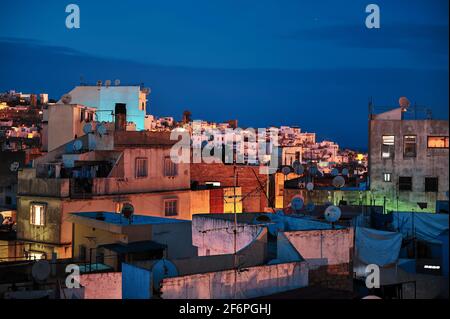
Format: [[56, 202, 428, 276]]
[[122, 263, 152, 299], [283, 228, 354, 265], [160, 261, 308, 299], [47, 104, 94, 152], [65, 86, 147, 130], [80, 272, 122, 299], [192, 215, 264, 256], [191, 163, 268, 212], [369, 119, 449, 212]]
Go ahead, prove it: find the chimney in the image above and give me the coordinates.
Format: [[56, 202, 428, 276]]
[[115, 103, 127, 131]]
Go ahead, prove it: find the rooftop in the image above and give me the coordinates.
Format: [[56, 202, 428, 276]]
[[193, 213, 345, 231], [71, 212, 189, 225]]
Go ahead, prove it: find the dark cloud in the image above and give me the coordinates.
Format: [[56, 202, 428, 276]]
[[280, 24, 449, 54]]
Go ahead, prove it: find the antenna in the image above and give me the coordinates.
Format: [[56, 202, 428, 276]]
[[61, 94, 72, 104]]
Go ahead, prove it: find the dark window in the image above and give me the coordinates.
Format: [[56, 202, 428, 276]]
[[164, 199, 178, 216], [5, 196, 12, 205], [164, 156, 178, 177], [135, 157, 148, 178], [403, 135, 417, 157], [425, 177, 438, 192], [399, 177, 412, 191]]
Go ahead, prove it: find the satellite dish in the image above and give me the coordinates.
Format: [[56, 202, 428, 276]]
[[121, 203, 134, 220], [331, 168, 339, 176], [9, 161, 20, 172], [332, 175, 346, 188], [114, 79, 121, 86], [342, 168, 349, 176], [306, 182, 314, 191], [142, 87, 151, 95], [281, 166, 292, 176], [96, 80, 102, 87], [105, 80, 111, 87], [97, 123, 107, 136], [83, 123, 93, 135], [290, 196, 304, 211], [73, 140, 83, 152], [324, 205, 341, 223], [32, 260, 51, 282], [399, 97, 410, 109], [152, 259, 178, 291], [61, 94, 72, 104], [293, 161, 304, 175]]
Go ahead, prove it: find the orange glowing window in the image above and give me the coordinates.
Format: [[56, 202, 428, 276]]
[[427, 136, 449, 149]]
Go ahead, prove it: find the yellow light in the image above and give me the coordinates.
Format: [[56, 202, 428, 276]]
[[356, 153, 364, 161]]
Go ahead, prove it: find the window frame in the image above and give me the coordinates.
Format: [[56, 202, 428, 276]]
[[381, 135, 395, 159], [403, 135, 417, 158], [135, 157, 148, 179], [164, 199, 178, 216], [30, 202, 46, 226], [164, 156, 178, 177]]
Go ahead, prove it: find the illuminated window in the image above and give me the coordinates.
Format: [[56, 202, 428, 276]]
[[427, 136, 449, 149], [425, 177, 438, 192], [135, 157, 148, 178], [164, 157, 178, 177], [403, 135, 417, 158], [30, 203, 46, 226], [164, 199, 178, 216], [381, 135, 395, 159], [399, 177, 412, 191], [383, 173, 392, 182]]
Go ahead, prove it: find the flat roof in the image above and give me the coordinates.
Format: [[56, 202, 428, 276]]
[[72, 212, 189, 225], [99, 240, 167, 254], [193, 213, 345, 231]]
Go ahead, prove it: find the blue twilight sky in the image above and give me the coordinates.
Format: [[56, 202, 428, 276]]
[[0, 0, 448, 149]]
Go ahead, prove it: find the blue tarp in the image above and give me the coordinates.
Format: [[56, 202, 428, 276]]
[[355, 227, 402, 266], [391, 212, 449, 244]]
